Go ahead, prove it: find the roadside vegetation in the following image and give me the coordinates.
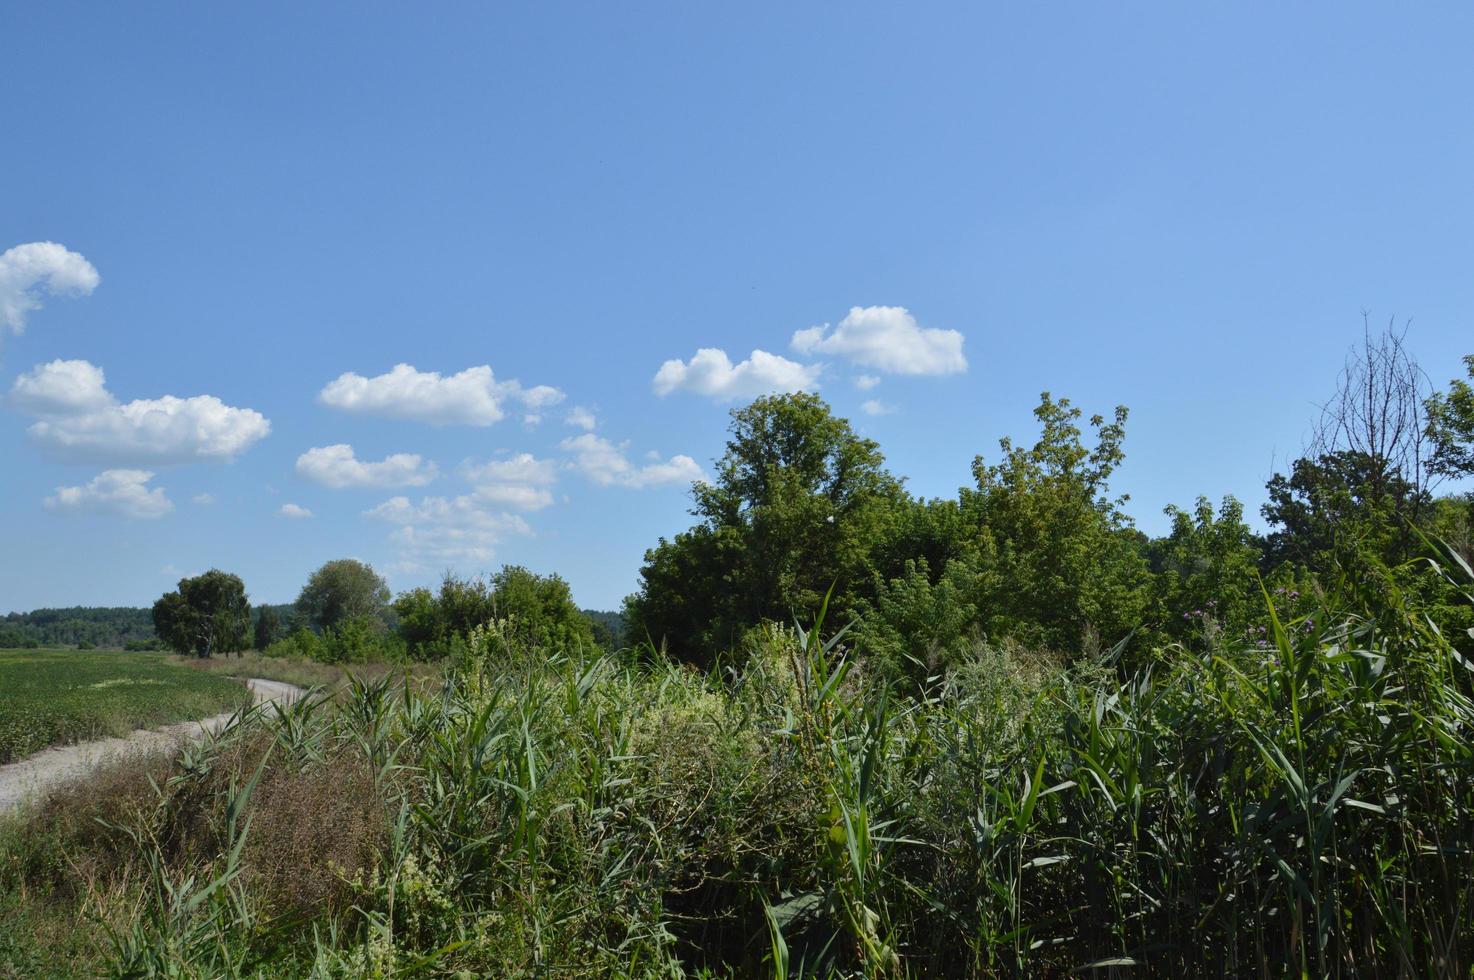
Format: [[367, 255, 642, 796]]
[[0, 649, 250, 764], [1, 326, 1472, 976]]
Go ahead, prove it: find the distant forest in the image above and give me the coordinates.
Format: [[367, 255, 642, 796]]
[[0, 607, 157, 649], [0, 603, 623, 650]]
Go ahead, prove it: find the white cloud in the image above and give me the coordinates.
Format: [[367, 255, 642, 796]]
[[559, 433, 705, 489], [11, 359, 270, 464], [861, 399, 897, 416], [279, 503, 314, 518], [460, 453, 557, 486], [565, 406, 597, 431], [458, 453, 557, 512], [192, 493, 216, 505], [365, 493, 533, 571], [472, 483, 554, 511], [45, 469, 173, 520], [318, 363, 563, 426], [296, 443, 439, 489], [792, 306, 966, 375], [0, 242, 100, 338], [854, 374, 881, 391], [10, 358, 113, 414], [652, 348, 820, 401]]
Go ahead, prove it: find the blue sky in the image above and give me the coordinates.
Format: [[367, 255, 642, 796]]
[[3, 3, 1472, 612]]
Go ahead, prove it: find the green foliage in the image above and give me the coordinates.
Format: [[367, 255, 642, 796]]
[[295, 559, 390, 633], [394, 568, 595, 660], [1149, 495, 1263, 643], [489, 565, 595, 653], [7, 552, 1473, 976], [854, 557, 985, 687], [961, 392, 1154, 651], [1262, 450, 1431, 571], [628, 392, 905, 663], [1427, 353, 1474, 478], [150, 569, 252, 658], [0, 606, 157, 649], [252, 603, 281, 651], [0, 648, 248, 763]]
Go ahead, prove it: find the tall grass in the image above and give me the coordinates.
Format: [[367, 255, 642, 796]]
[[2, 562, 1472, 976]]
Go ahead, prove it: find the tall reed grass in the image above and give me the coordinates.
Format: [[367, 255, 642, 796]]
[[2, 551, 1471, 977]]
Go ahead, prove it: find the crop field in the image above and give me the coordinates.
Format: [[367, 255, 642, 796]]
[[0, 649, 251, 764]]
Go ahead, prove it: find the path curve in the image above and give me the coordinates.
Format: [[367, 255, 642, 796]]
[[0, 677, 305, 813]]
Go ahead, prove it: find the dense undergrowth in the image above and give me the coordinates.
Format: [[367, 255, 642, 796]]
[[2, 544, 1472, 978]]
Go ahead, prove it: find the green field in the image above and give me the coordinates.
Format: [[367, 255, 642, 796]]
[[0, 649, 251, 764]]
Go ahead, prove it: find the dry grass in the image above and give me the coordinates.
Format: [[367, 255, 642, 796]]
[[242, 748, 386, 919]]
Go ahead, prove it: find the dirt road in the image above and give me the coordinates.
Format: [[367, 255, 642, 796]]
[[0, 677, 304, 813]]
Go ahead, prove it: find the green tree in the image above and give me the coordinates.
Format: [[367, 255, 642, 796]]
[[296, 559, 390, 633], [961, 392, 1153, 653], [1427, 354, 1474, 479], [252, 604, 281, 651], [1149, 496, 1263, 643], [151, 570, 252, 658], [1261, 451, 1430, 571], [490, 565, 596, 652], [627, 392, 905, 664]]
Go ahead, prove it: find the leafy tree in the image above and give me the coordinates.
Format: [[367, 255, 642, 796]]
[[1426, 494, 1474, 570], [627, 392, 905, 663], [1261, 450, 1430, 571], [252, 604, 281, 651], [490, 566, 596, 652], [296, 559, 390, 633], [856, 556, 987, 686], [393, 574, 497, 659], [960, 392, 1153, 653], [1427, 354, 1474, 479], [151, 570, 251, 658], [1149, 496, 1263, 643]]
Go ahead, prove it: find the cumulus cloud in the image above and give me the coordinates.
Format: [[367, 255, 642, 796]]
[[192, 493, 216, 505], [0, 242, 100, 338], [279, 503, 313, 518], [854, 374, 881, 391], [319, 363, 563, 426], [457, 453, 557, 512], [460, 452, 557, 487], [472, 483, 554, 511], [10, 359, 270, 464], [861, 399, 897, 416], [792, 306, 966, 375], [559, 433, 705, 489], [10, 358, 113, 414], [365, 493, 533, 571], [296, 443, 438, 489], [45, 469, 173, 520], [652, 348, 819, 401], [565, 406, 597, 431]]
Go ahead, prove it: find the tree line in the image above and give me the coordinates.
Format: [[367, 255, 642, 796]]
[[625, 325, 1474, 682], [149, 559, 613, 663], [0, 607, 158, 649]]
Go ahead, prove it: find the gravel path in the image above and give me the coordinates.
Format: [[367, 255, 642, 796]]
[[0, 677, 305, 814]]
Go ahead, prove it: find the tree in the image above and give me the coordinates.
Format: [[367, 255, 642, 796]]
[[253, 604, 281, 651], [152, 570, 251, 658], [490, 565, 596, 652], [960, 392, 1153, 652], [626, 392, 905, 664], [296, 559, 390, 633], [1149, 496, 1263, 642], [1427, 354, 1474, 479], [1261, 451, 1431, 571], [1311, 320, 1434, 503]]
